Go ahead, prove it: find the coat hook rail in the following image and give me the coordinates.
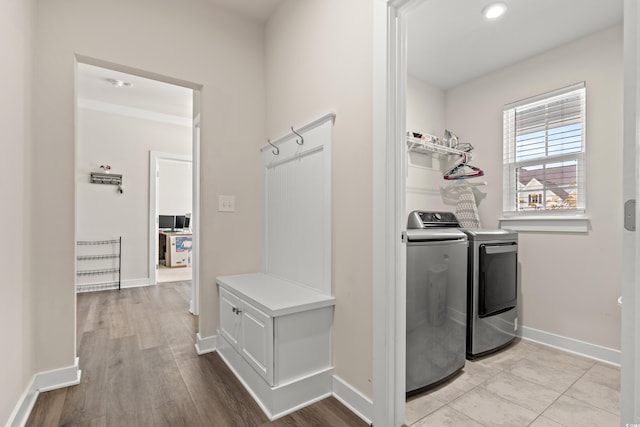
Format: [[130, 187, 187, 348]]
[[259, 112, 336, 154], [291, 126, 304, 145], [267, 139, 280, 155]]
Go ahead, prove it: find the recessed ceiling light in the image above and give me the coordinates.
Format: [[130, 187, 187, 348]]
[[482, 2, 507, 20], [105, 78, 133, 88]]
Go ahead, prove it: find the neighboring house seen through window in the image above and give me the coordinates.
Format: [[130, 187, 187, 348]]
[[503, 82, 586, 216]]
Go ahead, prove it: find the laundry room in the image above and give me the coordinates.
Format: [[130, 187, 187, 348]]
[[402, 0, 623, 424]]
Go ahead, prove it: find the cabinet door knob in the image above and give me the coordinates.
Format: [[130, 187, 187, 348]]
[[235, 309, 242, 315], [232, 307, 237, 313]]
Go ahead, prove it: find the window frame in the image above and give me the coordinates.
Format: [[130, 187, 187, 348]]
[[500, 82, 590, 233]]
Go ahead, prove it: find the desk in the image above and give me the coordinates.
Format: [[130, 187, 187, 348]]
[[159, 230, 192, 268]]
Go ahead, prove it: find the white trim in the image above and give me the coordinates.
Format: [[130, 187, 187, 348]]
[[520, 326, 621, 366], [259, 112, 336, 151], [148, 151, 193, 287], [78, 98, 192, 127], [6, 359, 81, 427], [372, 0, 397, 426], [372, 1, 393, 425], [120, 278, 151, 289], [373, 1, 426, 426], [77, 278, 151, 293], [332, 376, 373, 425], [216, 346, 333, 421], [373, 1, 414, 426], [6, 387, 39, 427], [191, 116, 201, 316], [195, 332, 217, 355], [499, 215, 590, 233], [34, 357, 82, 392], [622, 0, 640, 422]]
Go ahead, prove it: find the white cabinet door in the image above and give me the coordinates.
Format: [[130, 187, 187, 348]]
[[219, 288, 241, 349], [240, 302, 273, 385]]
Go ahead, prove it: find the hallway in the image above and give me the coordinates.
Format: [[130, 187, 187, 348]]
[[26, 283, 366, 426]]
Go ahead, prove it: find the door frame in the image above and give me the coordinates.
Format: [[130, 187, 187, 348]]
[[621, 0, 640, 422], [372, 1, 421, 426], [190, 113, 201, 315], [149, 151, 193, 282]]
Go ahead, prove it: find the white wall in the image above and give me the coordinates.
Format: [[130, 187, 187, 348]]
[[0, 0, 34, 423], [406, 75, 445, 137], [266, 0, 374, 398], [406, 76, 450, 215], [77, 108, 191, 284], [444, 25, 623, 350], [159, 159, 192, 217], [32, 0, 264, 374]]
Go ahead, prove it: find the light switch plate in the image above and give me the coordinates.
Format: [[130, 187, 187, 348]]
[[218, 195, 235, 212]]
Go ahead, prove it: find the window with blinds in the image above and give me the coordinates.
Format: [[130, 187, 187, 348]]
[[503, 82, 586, 214]]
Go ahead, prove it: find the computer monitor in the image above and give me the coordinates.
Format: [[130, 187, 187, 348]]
[[184, 217, 190, 229], [174, 215, 186, 230], [159, 215, 174, 229]]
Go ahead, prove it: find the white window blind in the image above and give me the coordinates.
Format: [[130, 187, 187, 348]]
[[503, 82, 586, 215]]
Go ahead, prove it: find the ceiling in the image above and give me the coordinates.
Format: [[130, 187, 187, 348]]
[[78, 1, 624, 113], [408, 0, 624, 90], [77, 63, 193, 118], [77, 1, 286, 117]]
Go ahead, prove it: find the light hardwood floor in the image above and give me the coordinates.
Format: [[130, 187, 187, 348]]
[[26, 282, 368, 427]]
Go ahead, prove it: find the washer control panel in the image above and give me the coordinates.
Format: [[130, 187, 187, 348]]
[[407, 211, 460, 229]]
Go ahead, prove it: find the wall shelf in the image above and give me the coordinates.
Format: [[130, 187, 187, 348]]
[[407, 137, 466, 158]]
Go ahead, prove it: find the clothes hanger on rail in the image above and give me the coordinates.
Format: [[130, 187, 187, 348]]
[[443, 152, 485, 180]]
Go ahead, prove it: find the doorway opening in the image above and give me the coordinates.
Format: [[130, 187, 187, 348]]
[[375, 1, 629, 426], [150, 152, 193, 285], [75, 57, 201, 316]]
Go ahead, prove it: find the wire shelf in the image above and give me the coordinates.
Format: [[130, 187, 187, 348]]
[[77, 239, 120, 246], [407, 137, 466, 157], [77, 254, 119, 261], [76, 281, 120, 293], [76, 268, 120, 277], [76, 237, 121, 291]]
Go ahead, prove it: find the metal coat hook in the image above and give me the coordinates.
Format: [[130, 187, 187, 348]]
[[267, 139, 279, 155], [291, 126, 304, 145]]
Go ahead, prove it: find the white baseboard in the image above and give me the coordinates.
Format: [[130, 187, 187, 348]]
[[6, 386, 39, 427], [520, 326, 621, 366], [195, 333, 217, 355], [77, 279, 150, 293], [332, 376, 373, 425], [217, 339, 333, 421], [7, 358, 81, 427], [120, 278, 151, 289]]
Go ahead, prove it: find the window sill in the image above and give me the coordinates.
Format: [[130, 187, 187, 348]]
[[499, 215, 590, 233]]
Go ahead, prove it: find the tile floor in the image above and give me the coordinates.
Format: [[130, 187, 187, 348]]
[[406, 339, 620, 427]]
